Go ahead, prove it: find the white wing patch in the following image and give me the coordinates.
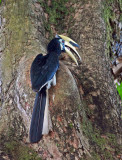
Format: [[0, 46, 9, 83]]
[[39, 74, 56, 91], [47, 74, 56, 89]]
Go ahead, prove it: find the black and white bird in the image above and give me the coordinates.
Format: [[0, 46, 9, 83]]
[[29, 35, 81, 143]]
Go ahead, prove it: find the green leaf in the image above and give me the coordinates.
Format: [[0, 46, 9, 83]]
[[116, 82, 122, 100]]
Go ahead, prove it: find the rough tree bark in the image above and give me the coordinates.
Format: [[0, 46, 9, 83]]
[[0, 0, 121, 160], [70, 0, 121, 133]]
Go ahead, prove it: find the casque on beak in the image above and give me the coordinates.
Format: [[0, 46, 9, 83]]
[[59, 35, 81, 65]]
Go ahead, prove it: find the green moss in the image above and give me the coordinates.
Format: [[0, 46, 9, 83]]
[[56, 143, 60, 147], [82, 119, 106, 151], [81, 115, 121, 159], [104, 150, 113, 160], [4, 140, 41, 160], [69, 122, 73, 129], [103, 0, 121, 55], [118, 0, 122, 10], [92, 150, 113, 160], [0, 128, 41, 160], [38, 0, 76, 39], [1, 125, 40, 159], [120, 14, 122, 22], [103, 0, 122, 99], [2, 0, 30, 91], [91, 152, 101, 160], [106, 133, 121, 154], [103, 0, 115, 54]]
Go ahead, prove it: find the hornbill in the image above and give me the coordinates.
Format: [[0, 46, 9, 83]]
[[29, 35, 81, 143]]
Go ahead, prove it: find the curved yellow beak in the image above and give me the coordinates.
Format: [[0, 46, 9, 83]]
[[59, 35, 81, 65]]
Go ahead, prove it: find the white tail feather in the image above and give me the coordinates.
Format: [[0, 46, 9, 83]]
[[42, 90, 52, 134]]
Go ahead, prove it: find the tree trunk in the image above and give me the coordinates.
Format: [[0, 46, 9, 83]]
[[70, 0, 121, 133], [0, 0, 121, 160]]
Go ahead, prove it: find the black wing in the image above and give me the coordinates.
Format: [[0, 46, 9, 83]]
[[31, 53, 59, 92]]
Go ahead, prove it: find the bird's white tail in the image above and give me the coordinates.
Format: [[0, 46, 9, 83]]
[[42, 90, 52, 134]]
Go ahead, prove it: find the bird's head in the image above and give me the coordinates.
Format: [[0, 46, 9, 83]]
[[47, 35, 81, 65]]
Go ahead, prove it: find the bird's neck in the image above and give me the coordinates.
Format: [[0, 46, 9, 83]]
[[48, 49, 61, 56]]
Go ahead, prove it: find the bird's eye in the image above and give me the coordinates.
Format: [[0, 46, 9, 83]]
[[59, 39, 65, 51]]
